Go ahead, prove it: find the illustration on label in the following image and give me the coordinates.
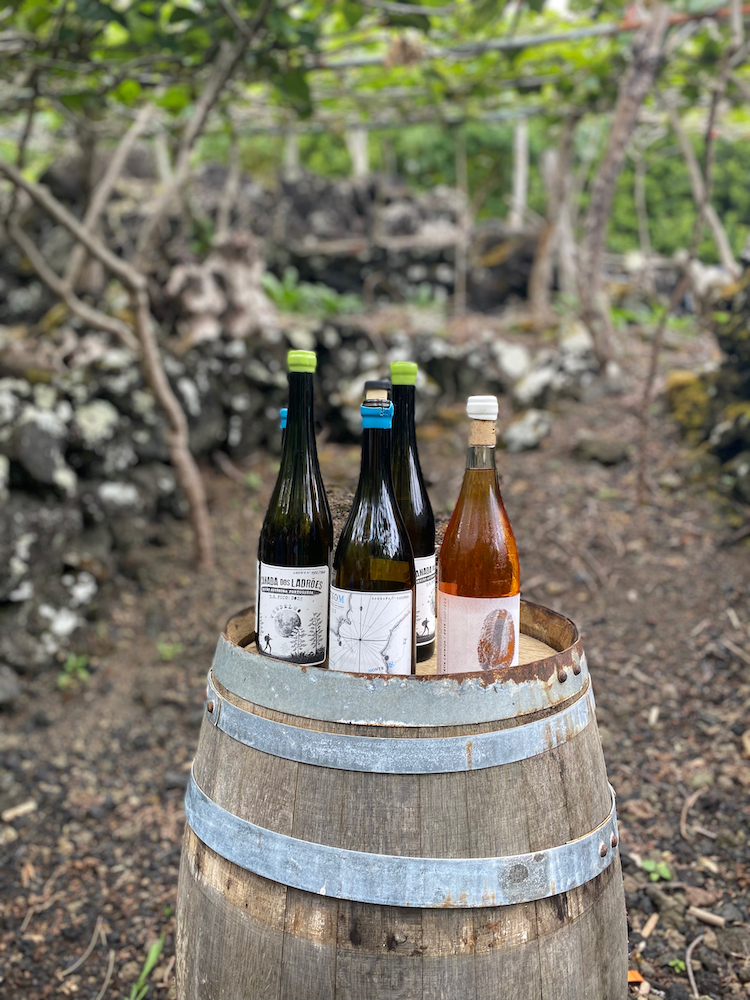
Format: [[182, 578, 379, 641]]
[[437, 592, 520, 674], [415, 553, 436, 646], [257, 563, 329, 664], [329, 588, 413, 674]]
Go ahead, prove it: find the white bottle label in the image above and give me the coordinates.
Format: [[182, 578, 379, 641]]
[[329, 587, 413, 674], [414, 553, 436, 647], [257, 562, 329, 664], [437, 592, 520, 674]]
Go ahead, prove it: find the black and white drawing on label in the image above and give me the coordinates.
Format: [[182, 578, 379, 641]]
[[329, 590, 412, 673]]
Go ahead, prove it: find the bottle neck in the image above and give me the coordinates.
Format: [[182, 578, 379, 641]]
[[392, 384, 417, 451], [466, 418, 496, 470], [466, 445, 496, 470], [280, 372, 318, 471], [360, 426, 393, 497]]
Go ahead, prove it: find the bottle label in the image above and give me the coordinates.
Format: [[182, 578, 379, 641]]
[[329, 587, 413, 674], [257, 562, 329, 664], [414, 553, 436, 647], [437, 592, 520, 674]]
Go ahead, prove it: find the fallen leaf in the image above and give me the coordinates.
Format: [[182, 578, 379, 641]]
[[684, 885, 722, 908], [628, 970, 645, 983], [623, 799, 655, 821]]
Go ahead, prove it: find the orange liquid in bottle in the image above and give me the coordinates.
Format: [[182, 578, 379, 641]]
[[438, 468, 519, 598], [437, 407, 520, 673]]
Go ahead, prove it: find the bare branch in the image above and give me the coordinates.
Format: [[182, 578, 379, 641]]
[[63, 104, 153, 291], [0, 161, 214, 570], [216, 123, 240, 241], [217, 0, 253, 39], [661, 97, 740, 277], [135, 0, 272, 263], [8, 222, 140, 352], [731, 0, 744, 49], [579, 3, 670, 364], [0, 157, 146, 291], [637, 47, 737, 504], [130, 287, 215, 570]]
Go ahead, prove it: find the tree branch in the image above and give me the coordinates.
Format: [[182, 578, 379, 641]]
[[662, 97, 740, 277], [579, 3, 670, 364], [216, 121, 240, 241], [7, 221, 140, 352], [130, 286, 215, 570], [134, 0, 271, 263], [637, 45, 737, 504], [0, 157, 146, 290], [0, 161, 214, 569], [63, 103, 153, 291]]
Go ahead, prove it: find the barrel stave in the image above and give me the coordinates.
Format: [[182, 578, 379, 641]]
[[177, 603, 628, 1000]]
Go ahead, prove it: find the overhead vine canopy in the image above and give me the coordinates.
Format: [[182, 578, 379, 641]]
[[0, 0, 748, 158]]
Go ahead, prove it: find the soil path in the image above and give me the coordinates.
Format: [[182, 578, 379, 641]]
[[1, 332, 749, 1000]]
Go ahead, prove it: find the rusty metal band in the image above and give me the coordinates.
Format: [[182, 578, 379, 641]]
[[211, 633, 589, 727], [205, 670, 595, 774], [185, 770, 619, 907]]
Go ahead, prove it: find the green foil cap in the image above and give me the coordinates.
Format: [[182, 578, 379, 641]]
[[287, 350, 317, 373], [390, 361, 417, 385]]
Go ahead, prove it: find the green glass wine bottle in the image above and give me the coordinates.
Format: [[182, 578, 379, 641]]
[[329, 400, 416, 674], [390, 361, 436, 662], [256, 351, 333, 665]]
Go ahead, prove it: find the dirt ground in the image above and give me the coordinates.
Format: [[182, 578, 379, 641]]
[[1, 325, 749, 1000]]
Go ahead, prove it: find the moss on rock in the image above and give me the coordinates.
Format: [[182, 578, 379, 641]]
[[666, 369, 711, 442]]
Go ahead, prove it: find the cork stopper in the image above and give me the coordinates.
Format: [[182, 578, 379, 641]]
[[469, 419, 496, 446], [364, 379, 391, 402], [467, 395, 498, 446]]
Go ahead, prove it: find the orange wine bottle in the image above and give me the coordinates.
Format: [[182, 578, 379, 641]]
[[437, 395, 520, 673]]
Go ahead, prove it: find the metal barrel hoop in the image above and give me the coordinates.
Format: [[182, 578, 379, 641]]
[[184, 768, 620, 908], [211, 630, 590, 728], [204, 669, 596, 775]]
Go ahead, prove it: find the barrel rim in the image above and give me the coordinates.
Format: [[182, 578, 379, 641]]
[[225, 598, 580, 685], [213, 601, 588, 727]]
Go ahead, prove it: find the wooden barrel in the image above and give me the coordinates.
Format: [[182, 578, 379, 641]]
[[176, 601, 627, 1000]]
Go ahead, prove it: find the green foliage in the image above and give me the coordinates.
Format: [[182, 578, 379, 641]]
[[127, 936, 164, 1000], [639, 859, 673, 882], [261, 267, 362, 316], [244, 471, 263, 490], [57, 653, 90, 691], [156, 641, 184, 662], [668, 959, 687, 974], [610, 137, 750, 262]]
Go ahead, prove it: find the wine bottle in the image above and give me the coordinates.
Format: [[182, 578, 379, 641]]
[[329, 400, 416, 674], [254, 404, 289, 631], [437, 395, 520, 674], [390, 361, 436, 662], [257, 350, 333, 665]]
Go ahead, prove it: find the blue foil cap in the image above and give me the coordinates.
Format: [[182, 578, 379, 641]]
[[280, 407, 287, 430], [361, 401, 394, 429]]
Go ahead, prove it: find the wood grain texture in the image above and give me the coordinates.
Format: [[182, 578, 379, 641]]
[[177, 606, 628, 1000]]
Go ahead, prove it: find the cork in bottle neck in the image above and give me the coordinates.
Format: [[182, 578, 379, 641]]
[[469, 419, 496, 447]]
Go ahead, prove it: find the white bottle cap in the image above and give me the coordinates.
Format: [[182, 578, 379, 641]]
[[466, 395, 498, 420]]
